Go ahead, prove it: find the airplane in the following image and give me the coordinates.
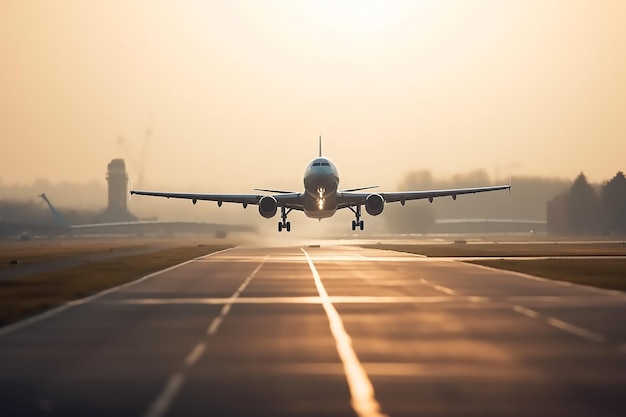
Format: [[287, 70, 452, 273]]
[[130, 138, 511, 232]]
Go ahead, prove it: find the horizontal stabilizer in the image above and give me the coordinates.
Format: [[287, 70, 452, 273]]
[[253, 188, 297, 194], [340, 186, 379, 193]]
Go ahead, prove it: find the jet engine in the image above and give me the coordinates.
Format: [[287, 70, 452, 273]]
[[365, 193, 385, 216], [258, 195, 278, 218]]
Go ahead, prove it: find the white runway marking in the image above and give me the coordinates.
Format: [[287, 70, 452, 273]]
[[513, 305, 606, 344], [546, 318, 605, 343], [302, 249, 387, 417], [184, 343, 206, 367], [207, 317, 223, 336], [419, 278, 456, 295], [206, 259, 265, 336], [144, 257, 267, 417], [144, 373, 184, 417], [513, 305, 539, 318], [434, 285, 456, 295]]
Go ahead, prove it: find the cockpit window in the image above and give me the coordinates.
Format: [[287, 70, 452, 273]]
[[312, 161, 331, 167]]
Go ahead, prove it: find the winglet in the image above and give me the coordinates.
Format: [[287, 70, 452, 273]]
[[319, 135, 322, 157]]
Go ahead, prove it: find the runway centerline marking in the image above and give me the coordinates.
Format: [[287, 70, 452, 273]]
[[144, 256, 267, 417], [302, 248, 387, 417]]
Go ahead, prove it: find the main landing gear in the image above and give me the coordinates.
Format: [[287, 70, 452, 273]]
[[278, 206, 292, 232], [349, 205, 364, 231]]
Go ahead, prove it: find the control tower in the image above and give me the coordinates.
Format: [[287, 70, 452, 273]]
[[95, 159, 138, 223], [107, 159, 128, 212]]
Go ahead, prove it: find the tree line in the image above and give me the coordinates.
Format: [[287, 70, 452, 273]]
[[384, 170, 571, 234], [548, 171, 626, 235]]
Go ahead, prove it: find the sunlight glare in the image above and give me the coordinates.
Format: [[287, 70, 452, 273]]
[[299, 0, 413, 34]]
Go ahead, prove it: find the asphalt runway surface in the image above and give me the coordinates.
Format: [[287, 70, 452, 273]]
[[1, 245, 625, 417]]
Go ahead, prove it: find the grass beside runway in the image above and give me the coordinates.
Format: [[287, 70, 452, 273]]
[[363, 242, 626, 257], [0, 239, 154, 269], [0, 244, 232, 326], [363, 243, 626, 292], [468, 258, 626, 292]]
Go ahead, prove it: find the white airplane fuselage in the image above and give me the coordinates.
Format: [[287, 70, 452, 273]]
[[302, 157, 339, 219]]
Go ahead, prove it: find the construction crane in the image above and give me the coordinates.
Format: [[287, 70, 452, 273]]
[[116, 121, 153, 187], [39, 193, 69, 227]]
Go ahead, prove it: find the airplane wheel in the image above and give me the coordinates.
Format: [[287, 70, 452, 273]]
[[359, 221, 364, 230], [278, 222, 283, 232], [351, 220, 356, 231], [286, 222, 291, 232]]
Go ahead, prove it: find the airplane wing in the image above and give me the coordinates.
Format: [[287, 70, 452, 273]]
[[130, 190, 305, 210], [337, 184, 511, 209]]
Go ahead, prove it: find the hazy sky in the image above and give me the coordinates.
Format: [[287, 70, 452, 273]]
[[1, 0, 624, 192]]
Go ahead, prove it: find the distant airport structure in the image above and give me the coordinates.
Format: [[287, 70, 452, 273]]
[[0, 158, 257, 239], [95, 159, 138, 223]]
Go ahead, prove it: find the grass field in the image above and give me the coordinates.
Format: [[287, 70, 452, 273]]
[[363, 242, 626, 293], [0, 238, 199, 269], [363, 242, 626, 257], [468, 258, 626, 292], [0, 242, 232, 326]]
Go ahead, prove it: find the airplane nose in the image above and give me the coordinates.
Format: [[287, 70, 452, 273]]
[[305, 174, 338, 198]]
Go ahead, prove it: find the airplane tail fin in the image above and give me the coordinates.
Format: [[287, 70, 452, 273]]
[[319, 135, 322, 157]]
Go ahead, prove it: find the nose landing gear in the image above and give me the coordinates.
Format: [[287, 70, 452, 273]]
[[278, 206, 292, 232], [349, 205, 364, 231]]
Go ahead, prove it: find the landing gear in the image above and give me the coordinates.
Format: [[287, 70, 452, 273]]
[[351, 220, 364, 231], [349, 205, 365, 231], [278, 206, 292, 232]]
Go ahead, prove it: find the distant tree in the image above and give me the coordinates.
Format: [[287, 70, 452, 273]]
[[385, 203, 435, 234], [0, 199, 50, 223], [384, 170, 435, 233], [567, 173, 600, 234], [602, 171, 626, 234], [397, 170, 435, 190]]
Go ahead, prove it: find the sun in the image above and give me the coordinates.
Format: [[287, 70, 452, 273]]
[[298, 0, 413, 34]]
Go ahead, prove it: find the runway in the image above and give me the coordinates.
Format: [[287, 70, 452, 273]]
[[1, 245, 625, 417]]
